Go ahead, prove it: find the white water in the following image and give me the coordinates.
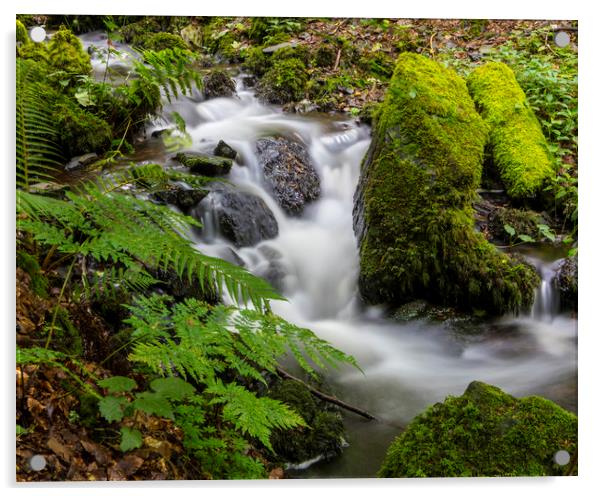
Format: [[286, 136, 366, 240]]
[[152, 80, 577, 477]]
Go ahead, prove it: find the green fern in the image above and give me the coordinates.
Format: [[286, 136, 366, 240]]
[[16, 59, 64, 190], [130, 47, 202, 106], [17, 168, 282, 309]]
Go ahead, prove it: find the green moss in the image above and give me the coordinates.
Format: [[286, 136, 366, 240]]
[[272, 45, 311, 65], [121, 17, 161, 45], [268, 380, 345, 464], [139, 32, 188, 52], [16, 20, 29, 45], [52, 307, 83, 356], [467, 62, 554, 199], [355, 53, 539, 315], [47, 26, 92, 75], [53, 102, 113, 157], [16, 252, 48, 297], [358, 51, 395, 80], [256, 58, 308, 104], [378, 381, 577, 477], [175, 152, 232, 176], [312, 44, 337, 68], [242, 47, 270, 76]]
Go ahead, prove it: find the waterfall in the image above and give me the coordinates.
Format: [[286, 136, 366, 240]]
[[148, 76, 577, 477]]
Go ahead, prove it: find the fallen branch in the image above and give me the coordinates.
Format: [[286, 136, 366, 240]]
[[275, 366, 377, 421], [333, 49, 342, 71]]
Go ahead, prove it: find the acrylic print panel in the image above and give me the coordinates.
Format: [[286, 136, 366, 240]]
[[15, 14, 577, 481]]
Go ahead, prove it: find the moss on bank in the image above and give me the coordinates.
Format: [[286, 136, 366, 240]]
[[378, 381, 577, 477], [353, 53, 539, 315], [467, 62, 554, 200]]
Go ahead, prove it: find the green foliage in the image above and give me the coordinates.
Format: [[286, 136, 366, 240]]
[[120, 426, 143, 451], [242, 47, 270, 76], [378, 381, 577, 477], [16, 20, 29, 44], [356, 52, 539, 314], [126, 295, 359, 383], [17, 172, 282, 309], [16, 59, 64, 189], [124, 294, 357, 451]]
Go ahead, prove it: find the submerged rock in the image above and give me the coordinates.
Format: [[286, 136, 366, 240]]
[[553, 256, 577, 313], [256, 137, 320, 215], [64, 153, 99, 172], [202, 69, 236, 99], [267, 380, 345, 466], [353, 53, 539, 315], [175, 152, 232, 176], [151, 185, 208, 212], [467, 62, 554, 200], [378, 381, 577, 477], [195, 185, 278, 248], [213, 140, 238, 160]]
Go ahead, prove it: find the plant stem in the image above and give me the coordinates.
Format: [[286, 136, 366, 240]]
[[44, 258, 76, 350]]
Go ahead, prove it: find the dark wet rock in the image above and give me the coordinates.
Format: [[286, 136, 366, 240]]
[[255, 137, 320, 214], [379, 381, 578, 477], [150, 128, 168, 138], [213, 140, 237, 160], [195, 185, 278, 248], [153, 267, 219, 305], [553, 256, 577, 313], [64, 153, 99, 172], [151, 185, 208, 212], [267, 380, 345, 466], [202, 70, 236, 99], [175, 152, 232, 176], [242, 75, 257, 88]]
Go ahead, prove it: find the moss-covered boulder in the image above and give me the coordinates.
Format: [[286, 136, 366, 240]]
[[47, 26, 92, 76], [256, 58, 308, 105], [175, 152, 233, 176], [139, 32, 188, 52], [467, 62, 554, 200], [378, 381, 577, 477], [268, 380, 345, 465], [53, 102, 113, 157], [353, 53, 539, 315]]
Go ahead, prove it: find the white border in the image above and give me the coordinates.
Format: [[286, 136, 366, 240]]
[[3, 1, 600, 495]]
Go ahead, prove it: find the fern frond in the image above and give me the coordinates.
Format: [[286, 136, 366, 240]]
[[16, 59, 64, 190], [207, 380, 306, 450]]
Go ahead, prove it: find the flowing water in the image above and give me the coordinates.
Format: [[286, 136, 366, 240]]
[[84, 37, 577, 477]]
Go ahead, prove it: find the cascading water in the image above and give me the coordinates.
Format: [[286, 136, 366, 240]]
[[145, 77, 577, 478]]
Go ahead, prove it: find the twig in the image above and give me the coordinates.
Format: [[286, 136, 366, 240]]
[[275, 366, 377, 421], [329, 18, 349, 35], [333, 49, 342, 71]]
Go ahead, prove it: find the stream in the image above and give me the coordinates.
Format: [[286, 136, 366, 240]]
[[85, 34, 578, 478]]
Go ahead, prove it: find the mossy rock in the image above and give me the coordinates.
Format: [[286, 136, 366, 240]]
[[53, 102, 113, 157], [175, 152, 233, 176], [467, 62, 554, 200], [139, 32, 188, 52], [256, 58, 308, 105], [268, 380, 345, 464], [120, 17, 162, 45], [353, 53, 539, 315], [47, 26, 92, 75], [378, 381, 577, 477]]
